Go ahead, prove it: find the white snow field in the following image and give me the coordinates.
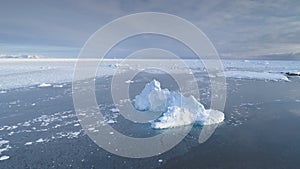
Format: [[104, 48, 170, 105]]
[[0, 58, 299, 90], [134, 79, 225, 129]]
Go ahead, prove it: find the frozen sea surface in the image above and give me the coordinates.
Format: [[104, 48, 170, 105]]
[[0, 59, 300, 90]]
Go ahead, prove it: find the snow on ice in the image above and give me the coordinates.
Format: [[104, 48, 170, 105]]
[[134, 79, 224, 129]]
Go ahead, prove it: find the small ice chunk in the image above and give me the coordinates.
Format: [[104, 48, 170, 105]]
[[22, 121, 31, 126], [125, 80, 134, 84], [36, 138, 48, 143], [0, 91, 7, 94], [74, 123, 80, 127], [107, 119, 116, 124], [9, 101, 17, 105], [108, 63, 120, 68], [201, 109, 225, 125], [53, 84, 64, 88], [0, 140, 9, 146], [68, 131, 81, 138], [8, 131, 14, 136], [110, 108, 119, 113], [0, 140, 11, 156], [24, 142, 33, 145], [38, 83, 52, 87], [0, 155, 10, 161]]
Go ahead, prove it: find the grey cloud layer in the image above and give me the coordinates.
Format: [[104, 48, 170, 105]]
[[0, 0, 299, 58]]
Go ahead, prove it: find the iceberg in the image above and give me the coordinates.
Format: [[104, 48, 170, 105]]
[[134, 79, 224, 129], [134, 80, 169, 112]]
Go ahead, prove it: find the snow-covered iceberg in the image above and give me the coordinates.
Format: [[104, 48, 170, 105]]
[[134, 79, 225, 129], [134, 80, 169, 112]]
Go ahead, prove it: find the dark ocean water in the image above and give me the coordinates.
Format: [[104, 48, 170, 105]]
[[0, 72, 300, 169]]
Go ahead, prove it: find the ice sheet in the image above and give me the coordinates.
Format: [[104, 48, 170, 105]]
[[219, 71, 289, 81], [0, 59, 299, 90]]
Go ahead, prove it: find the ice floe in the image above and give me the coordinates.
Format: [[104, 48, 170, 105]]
[[0, 155, 10, 161], [38, 83, 52, 88], [53, 84, 64, 88], [110, 108, 120, 113], [24, 142, 33, 146], [0, 139, 11, 161], [0, 110, 87, 158], [36, 138, 49, 143]]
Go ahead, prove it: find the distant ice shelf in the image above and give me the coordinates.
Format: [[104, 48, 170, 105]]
[[0, 59, 299, 90], [218, 71, 289, 81], [285, 71, 300, 76], [134, 79, 225, 129]]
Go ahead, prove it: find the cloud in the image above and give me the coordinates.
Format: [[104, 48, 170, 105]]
[[0, 0, 300, 58]]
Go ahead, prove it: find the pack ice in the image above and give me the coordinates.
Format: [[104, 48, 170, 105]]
[[134, 79, 224, 129]]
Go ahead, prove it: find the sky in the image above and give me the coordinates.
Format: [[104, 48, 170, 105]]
[[1, 0, 300, 59]]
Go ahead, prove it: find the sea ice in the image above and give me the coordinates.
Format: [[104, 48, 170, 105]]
[[106, 119, 117, 124], [24, 142, 33, 146], [286, 71, 300, 76], [125, 80, 134, 84], [53, 84, 64, 88], [35, 138, 49, 143], [110, 108, 120, 113], [74, 123, 80, 127], [0, 140, 11, 157], [134, 79, 224, 129], [0, 90, 7, 94], [38, 83, 52, 87], [67, 131, 81, 139], [0, 140, 9, 149], [1, 59, 299, 90], [0, 155, 10, 161], [219, 71, 289, 81]]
